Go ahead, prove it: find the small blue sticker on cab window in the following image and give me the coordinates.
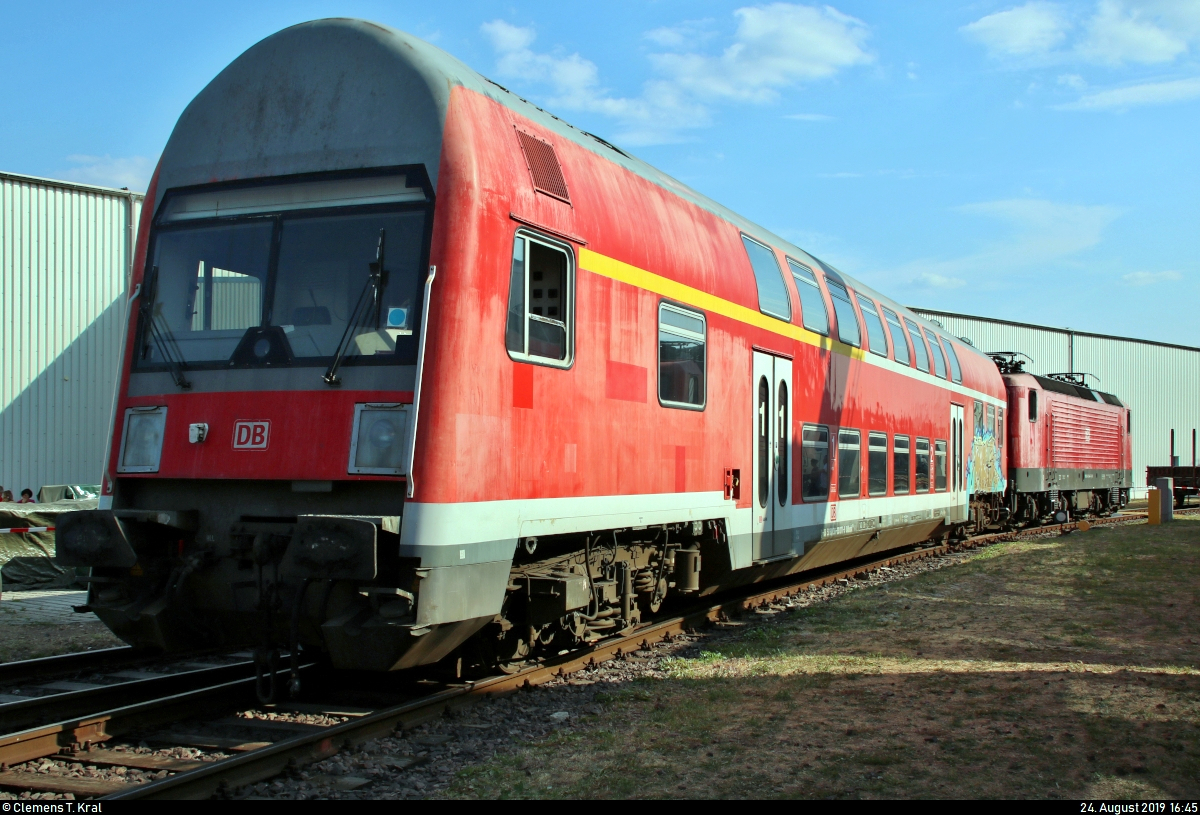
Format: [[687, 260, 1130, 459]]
[[387, 308, 408, 328]]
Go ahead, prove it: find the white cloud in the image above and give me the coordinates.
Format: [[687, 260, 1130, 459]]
[[961, 2, 1070, 57], [59, 155, 154, 191], [1077, 0, 1189, 64], [916, 272, 967, 289], [881, 198, 1121, 290], [1058, 73, 1087, 89], [817, 171, 863, 177], [481, 4, 871, 145], [644, 20, 716, 50], [956, 198, 1120, 260], [651, 4, 872, 104], [1122, 269, 1182, 285], [1057, 76, 1200, 109], [784, 112, 834, 120]]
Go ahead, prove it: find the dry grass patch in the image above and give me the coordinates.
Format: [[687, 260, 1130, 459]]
[[443, 518, 1200, 799]]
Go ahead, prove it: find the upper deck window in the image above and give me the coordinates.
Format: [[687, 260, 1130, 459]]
[[825, 280, 861, 348], [926, 329, 948, 379], [882, 307, 910, 365], [904, 318, 930, 373], [786, 259, 829, 336], [138, 173, 431, 374], [942, 337, 963, 383], [856, 294, 888, 358], [740, 236, 792, 321]]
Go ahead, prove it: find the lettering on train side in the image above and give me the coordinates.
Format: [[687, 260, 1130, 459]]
[[233, 421, 271, 450]]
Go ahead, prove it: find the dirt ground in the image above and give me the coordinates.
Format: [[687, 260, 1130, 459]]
[[0, 614, 124, 663], [439, 518, 1200, 800]]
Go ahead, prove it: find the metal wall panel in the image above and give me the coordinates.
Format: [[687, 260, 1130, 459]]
[[1, 171, 142, 494], [915, 308, 1200, 496]]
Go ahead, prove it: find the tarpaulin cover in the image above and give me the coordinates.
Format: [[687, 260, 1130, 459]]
[[0, 499, 98, 591], [37, 485, 100, 503]]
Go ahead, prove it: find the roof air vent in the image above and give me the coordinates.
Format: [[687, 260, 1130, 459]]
[[516, 129, 570, 204]]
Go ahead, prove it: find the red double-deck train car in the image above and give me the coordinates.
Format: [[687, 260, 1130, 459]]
[[60, 19, 1013, 676]]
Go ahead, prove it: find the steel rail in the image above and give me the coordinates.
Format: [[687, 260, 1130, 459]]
[[0, 659, 258, 734], [0, 647, 148, 687]]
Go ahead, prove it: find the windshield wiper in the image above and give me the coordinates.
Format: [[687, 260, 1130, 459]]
[[323, 229, 388, 386], [141, 265, 191, 390]]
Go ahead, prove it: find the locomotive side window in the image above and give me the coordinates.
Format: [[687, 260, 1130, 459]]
[[934, 440, 947, 491], [1029, 391, 1038, 422], [904, 318, 930, 373], [741, 235, 791, 321], [882, 308, 910, 366], [786, 259, 830, 335], [505, 232, 574, 365], [868, 432, 888, 496], [997, 408, 1004, 447], [915, 437, 931, 492], [825, 280, 861, 348], [802, 425, 831, 502], [942, 338, 963, 383], [986, 404, 995, 436], [926, 330, 948, 379], [659, 303, 706, 409], [893, 435, 911, 494], [856, 295, 889, 358], [838, 429, 861, 498]]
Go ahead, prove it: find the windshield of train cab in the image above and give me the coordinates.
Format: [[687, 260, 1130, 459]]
[[135, 173, 432, 372]]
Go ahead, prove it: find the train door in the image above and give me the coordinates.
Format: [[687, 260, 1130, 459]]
[[951, 403, 966, 521], [752, 351, 793, 560]]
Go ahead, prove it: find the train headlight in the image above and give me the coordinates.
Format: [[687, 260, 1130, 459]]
[[117, 406, 167, 473], [348, 403, 408, 475]]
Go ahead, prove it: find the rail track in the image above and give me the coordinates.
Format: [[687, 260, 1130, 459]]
[[0, 507, 1186, 800]]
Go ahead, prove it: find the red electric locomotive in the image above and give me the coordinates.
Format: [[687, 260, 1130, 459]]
[[59, 19, 1011, 677], [993, 355, 1131, 524]]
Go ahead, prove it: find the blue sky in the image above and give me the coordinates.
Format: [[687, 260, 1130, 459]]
[[2, 1, 1197, 344]]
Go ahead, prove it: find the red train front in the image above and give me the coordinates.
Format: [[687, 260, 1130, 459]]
[[58, 20, 1012, 678]]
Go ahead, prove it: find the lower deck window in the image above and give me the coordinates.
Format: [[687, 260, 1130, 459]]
[[893, 435, 910, 494], [802, 425, 830, 501], [916, 437, 931, 492], [934, 440, 947, 491], [658, 303, 706, 408], [838, 429, 861, 498], [868, 432, 888, 496]]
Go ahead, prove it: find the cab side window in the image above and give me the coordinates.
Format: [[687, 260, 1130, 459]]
[[505, 232, 574, 365]]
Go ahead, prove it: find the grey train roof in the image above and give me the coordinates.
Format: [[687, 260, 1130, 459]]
[[156, 18, 981, 362]]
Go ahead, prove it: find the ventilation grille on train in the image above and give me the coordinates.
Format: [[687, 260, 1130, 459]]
[[516, 130, 570, 203]]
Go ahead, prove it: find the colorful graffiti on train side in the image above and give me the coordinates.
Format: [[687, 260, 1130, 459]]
[[967, 402, 1005, 495]]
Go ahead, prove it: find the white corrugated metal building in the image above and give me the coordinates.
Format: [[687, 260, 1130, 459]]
[[1, 171, 143, 495], [913, 308, 1200, 497]]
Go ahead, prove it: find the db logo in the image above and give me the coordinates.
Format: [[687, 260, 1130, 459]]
[[233, 420, 270, 450]]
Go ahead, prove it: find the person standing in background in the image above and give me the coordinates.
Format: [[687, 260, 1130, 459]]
[[17, 489, 35, 504], [1, 490, 13, 502]]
